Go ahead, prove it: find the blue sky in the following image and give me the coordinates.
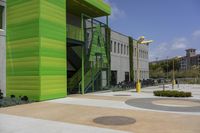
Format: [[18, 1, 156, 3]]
[[104, 0, 200, 61]]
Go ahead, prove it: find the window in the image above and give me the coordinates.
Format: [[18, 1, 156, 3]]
[[135, 48, 137, 56], [141, 50, 144, 58], [141, 50, 143, 58], [114, 42, 116, 53], [139, 50, 141, 57], [125, 72, 129, 82], [146, 51, 148, 58], [0, 6, 3, 30], [124, 45, 126, 55], [110, 40, 112, 52], [142, 51, 143, 58], [118, 43, 120, 53], [127, 46, 129, 55], [111, 71, 117, 85], [121, 44, 123, 54], [147, 51, 149, 59], [143, 51, 145, 58]]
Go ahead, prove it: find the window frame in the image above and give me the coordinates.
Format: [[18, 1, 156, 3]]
[[114, 41, 116, 53], [121, 44, 123, 54], [110, 40, 112, 52], [124, 45, 126, 55], [0, 2, 5, 32], [118, 43, 120, 53], [0, 5, 3, 30]]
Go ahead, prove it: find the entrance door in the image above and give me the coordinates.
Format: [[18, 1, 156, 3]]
[[125, 72, 129, 82], [111, 71, 117, 85]]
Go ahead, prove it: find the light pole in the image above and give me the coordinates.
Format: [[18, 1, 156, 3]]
[[166, 56, 169, 80], [136, 36, 153, 93], [172, 58, 176, 89]]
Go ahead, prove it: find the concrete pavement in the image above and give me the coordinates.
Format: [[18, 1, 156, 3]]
[[0, 84, 200, 133]]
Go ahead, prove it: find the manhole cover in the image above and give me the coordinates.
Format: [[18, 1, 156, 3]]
[[114, 94, 131, 96], [93, 116, 136, 126]]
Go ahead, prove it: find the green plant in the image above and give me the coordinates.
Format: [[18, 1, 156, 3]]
[[10, 95, 15, 99], [21, 96, 29, 101], [0, 96, 33, 108], [0, 90, 3, 99], [153, 90, 192, 97]]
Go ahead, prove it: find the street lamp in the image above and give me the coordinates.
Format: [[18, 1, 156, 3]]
[[136, 36, 153, 93], [172, 58, 176, 89], [166, 56, 169, 80]]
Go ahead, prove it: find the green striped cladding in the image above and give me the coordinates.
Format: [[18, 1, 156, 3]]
[[7, 0, 67, 101]]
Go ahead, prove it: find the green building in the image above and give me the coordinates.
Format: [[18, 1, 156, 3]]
[[6, 0, 111, 101]]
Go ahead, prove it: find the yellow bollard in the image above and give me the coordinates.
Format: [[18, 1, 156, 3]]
[[172, 80, 176, 85], [136, 81, 141, 93], [172, 79, 176, 89]]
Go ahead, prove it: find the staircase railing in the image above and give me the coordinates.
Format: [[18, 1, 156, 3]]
[[78, 66, 101, 93], [67, 24, 83, 41], [68, 68, 82, 89]]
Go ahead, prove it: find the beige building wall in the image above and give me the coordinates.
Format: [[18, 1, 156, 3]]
[[111, 30, 149, 84], [0, 0, 6, 96]]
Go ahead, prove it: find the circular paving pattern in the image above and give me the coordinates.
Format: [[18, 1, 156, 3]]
[[93, 116, 136, 126], [114, 94, 131, 96], [152, 100, 200, 107], [125, 98, 200, 112]]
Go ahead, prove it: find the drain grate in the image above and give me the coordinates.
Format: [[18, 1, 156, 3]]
[[93, 116, 136, 126]]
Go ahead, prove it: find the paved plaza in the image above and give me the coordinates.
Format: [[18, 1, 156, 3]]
[[0, 84, 200, 133]]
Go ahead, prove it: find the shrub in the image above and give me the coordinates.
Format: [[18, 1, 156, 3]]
[[10, 95, 15, 99], [0, 96, 32, 108], [21, 96, 28, 101], [153, 90, 192, 97], [0, 90, 3, 99]]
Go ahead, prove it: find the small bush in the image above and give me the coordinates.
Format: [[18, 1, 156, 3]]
[[0, 96, 32, 108], [0, 90, 3, 99], [21, 96, 28, 101], [10, 95, 15, 99], [153, 90, 192, 97]]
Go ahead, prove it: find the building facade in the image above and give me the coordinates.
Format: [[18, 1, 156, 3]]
[[1, 0, 150, 101], [5, 0, 111, 101], [0, 0, 6, 96], [110, 31, 130, 85], [133, 39, 149, 81], [110, 30, 149, 85], [180, 49, 200, 70], [150, 48, 200, 72]]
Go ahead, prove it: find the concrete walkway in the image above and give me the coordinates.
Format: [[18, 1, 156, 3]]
[[0, 114, 129, 133], [0, 84, 200, 133]]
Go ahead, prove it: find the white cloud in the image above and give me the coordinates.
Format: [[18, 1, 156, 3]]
[[192, 30, 200, 39], [158, 42, 168, 51], [150, 38, 188, 61], [149, 42, 168, 61], [150, 30, 200, 61], [171, 37, 188, 50], [104, 0, 126, 20]]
